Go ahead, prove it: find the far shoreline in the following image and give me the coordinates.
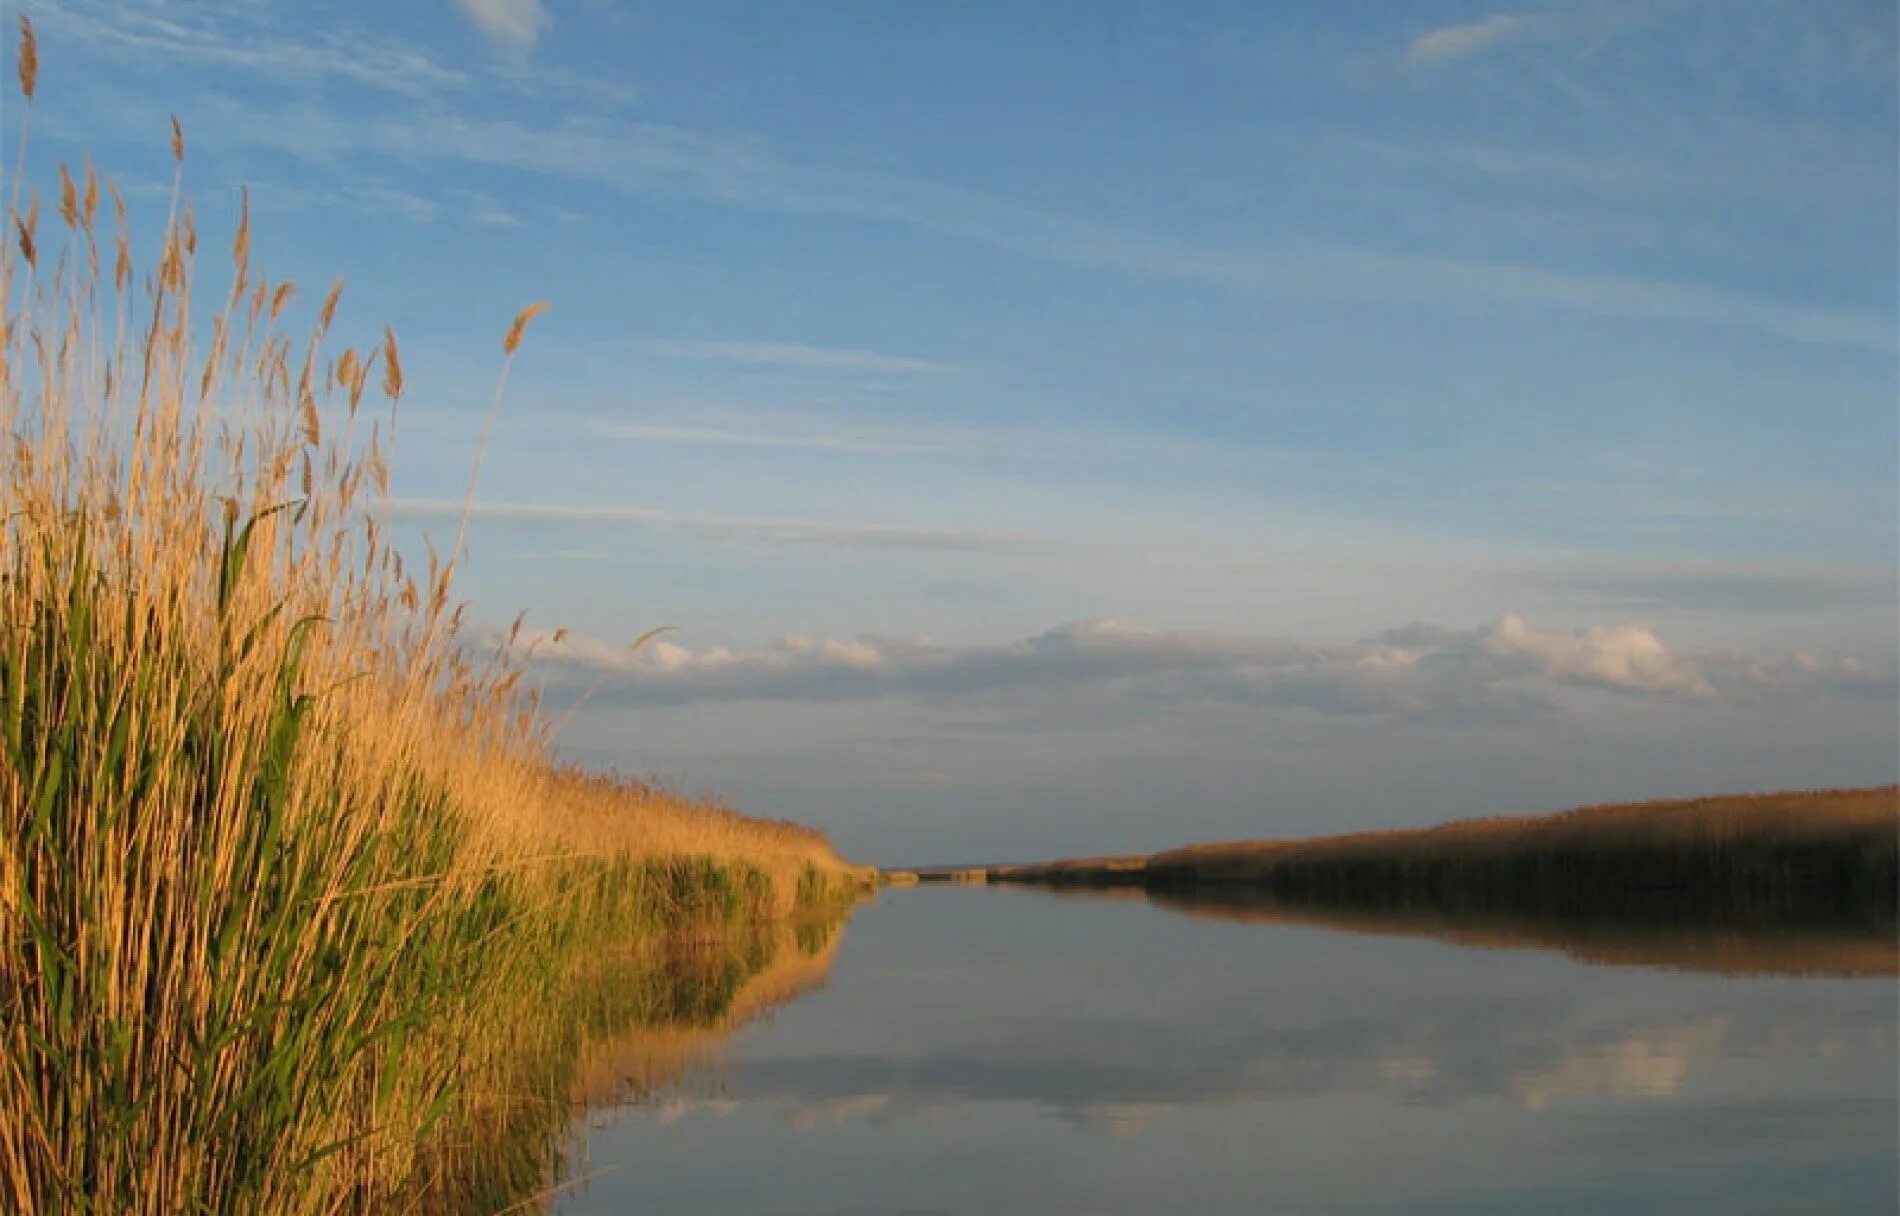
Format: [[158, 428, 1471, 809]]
[[882, 785, 1899, 922]]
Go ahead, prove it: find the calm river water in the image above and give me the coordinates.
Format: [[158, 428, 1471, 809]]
[[555, 884, 1898, 1215]]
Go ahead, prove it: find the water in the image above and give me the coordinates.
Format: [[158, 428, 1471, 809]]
[[556, 885, 1898, 1215]]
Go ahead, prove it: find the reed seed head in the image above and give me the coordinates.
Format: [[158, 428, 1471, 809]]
[[233, 187, 250, 272], [382, 326, 403, 402], [318, 278, 343, 333], [502, 301, 549, 355], [58, 164, 76, 229], [17, 14, 36, 102]]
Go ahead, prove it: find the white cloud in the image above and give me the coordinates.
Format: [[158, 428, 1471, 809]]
[[1482, 613, 1711, 696], [513, 614, 1894, 716], [455, 0, 551, 52], [1407, 13, 1533, 64]]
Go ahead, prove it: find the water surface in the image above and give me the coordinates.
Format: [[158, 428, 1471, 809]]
[[557, 885, 1898, 1215]]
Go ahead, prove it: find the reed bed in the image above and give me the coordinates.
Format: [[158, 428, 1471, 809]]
[[0, 29, 862, 1215], [1138, 786, 1899, 918], [990, 787, 1900, 926]]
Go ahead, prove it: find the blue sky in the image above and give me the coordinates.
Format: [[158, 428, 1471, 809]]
[[17, 0, 1897, 860]]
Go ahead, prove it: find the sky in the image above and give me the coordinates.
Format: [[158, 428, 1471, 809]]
[[12, 0, 1897, 862]]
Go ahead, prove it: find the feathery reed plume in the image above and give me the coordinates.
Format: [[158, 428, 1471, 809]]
[[382, 326, 403, 401], [503, 300, 550, 355], [12, 201, 34, 268], [16, 15, 35, 101], [56, 163, 75, 228]]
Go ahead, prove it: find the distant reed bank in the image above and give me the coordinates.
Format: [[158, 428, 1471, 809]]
[[980, 787, 1898, 929]]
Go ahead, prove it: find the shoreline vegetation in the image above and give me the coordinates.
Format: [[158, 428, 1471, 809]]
[[0, 34, 866, 1216], [885, 787, 1900, 977]]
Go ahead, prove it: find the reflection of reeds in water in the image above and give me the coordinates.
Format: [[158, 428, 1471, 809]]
[[1138, 888, 1898, 977], [406, 915, 849, 1214], [571, 917, 848, 1110]]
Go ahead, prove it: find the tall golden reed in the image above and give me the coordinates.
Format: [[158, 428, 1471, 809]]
[[0, 23, 859, 1213]]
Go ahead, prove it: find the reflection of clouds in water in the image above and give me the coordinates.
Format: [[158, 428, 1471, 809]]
[[718, 998, 1895, 1139], [1064, 1102, 1165, 1140], [1376, 1053, 1438, 1084], [1508, 1017, 1727, 1110], [641, 1096, 739, 1126], [558, 917, 1898, 1216], [784, 1092, 892, 1133]]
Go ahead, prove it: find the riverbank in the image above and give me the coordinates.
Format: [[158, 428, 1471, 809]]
[[0, 48, 868, 1216], [892, 788, 1899, 927]]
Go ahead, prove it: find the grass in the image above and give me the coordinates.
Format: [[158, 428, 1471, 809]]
[[0, 31, 865, 1215], [984, 787, 1900, 934]]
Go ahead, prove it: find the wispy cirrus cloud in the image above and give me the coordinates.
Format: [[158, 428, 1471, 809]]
[[1403, 5, 1646, 67], [1523, 562, 1898, 613], [164, 98, 1892, 353], [1298, 245, 1893, 351], [637, 339, 953, 375], [455, 0, 551, 53], [384, 497, 1058, 554], [1407, 12, 1536, 64], [515, 614, 1894, 717], [36, 0, 628, 104], [34, 0, 470, 96], [585, 422, 947, 455], [242, 177, 445, 224]]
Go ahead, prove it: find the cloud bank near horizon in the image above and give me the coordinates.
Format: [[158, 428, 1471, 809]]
[[513, 613, 1893, 721]]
